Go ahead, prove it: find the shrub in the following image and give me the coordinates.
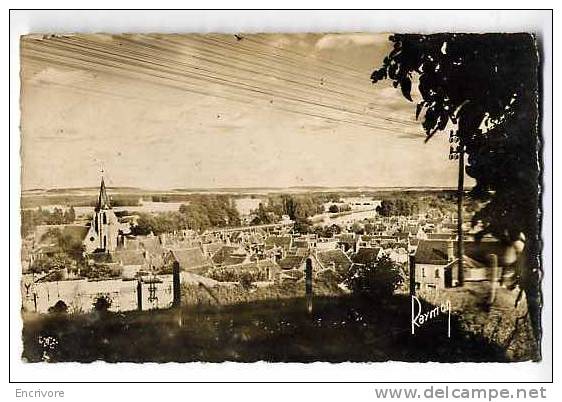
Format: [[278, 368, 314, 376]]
[[48, 300, 68, 314], [328, 204, 339, 213], [344, 255, 404, 301], [239, 272, 253, 290], [92, 294, 112, 312], [206, 266, 269, 283]]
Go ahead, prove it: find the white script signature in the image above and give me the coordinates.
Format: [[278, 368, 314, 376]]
[[411, 295, 451, 338]]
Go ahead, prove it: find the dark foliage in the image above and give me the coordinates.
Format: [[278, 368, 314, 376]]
[[372, 33, 541, 342], [23, 294, 519, 362], [313, 224, 342, 238], [131, 195, 241, 235], [239, 272, 254, 290], [344, 256, 404, 300], [250, 194, 325, 226], [30, 253, 75, 275], [376, 198, 419, 217], [48, 300, 68, 314], [92, 295, 112, 312], [21, 206, 76, 237]]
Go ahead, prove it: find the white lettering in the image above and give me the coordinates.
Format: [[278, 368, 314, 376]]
[[411, 295, 451, 337]]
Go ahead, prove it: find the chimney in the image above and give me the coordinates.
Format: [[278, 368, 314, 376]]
[[447, 240, 454, 262]]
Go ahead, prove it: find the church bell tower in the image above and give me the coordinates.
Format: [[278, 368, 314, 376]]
[[83, 175, 119, 254]]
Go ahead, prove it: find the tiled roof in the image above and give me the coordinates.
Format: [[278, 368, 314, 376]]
[[169, 248, 212, 271], [316, 249, 352, 273], [415, 239, 507, 265], [414, 240, 451, 265], [139, 236, 164, 254], [211, 246, 247, 266], [204, 242, 225, 256], [112, 249, 146, 266], [277, 255, 306, 270]]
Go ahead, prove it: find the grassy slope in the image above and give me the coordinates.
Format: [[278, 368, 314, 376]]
[[22, 294, 510, 363]]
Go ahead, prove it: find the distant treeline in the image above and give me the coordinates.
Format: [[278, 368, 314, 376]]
[[21, 207, 76, 237], [375, 191, 476, 217], [250, 194, 333, 233], [21, 194, 142, 209], [131, 195, 241, 235]]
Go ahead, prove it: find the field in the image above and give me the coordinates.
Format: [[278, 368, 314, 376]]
[[22, 294, 513, 363]]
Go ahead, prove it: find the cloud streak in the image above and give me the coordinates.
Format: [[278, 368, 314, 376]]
[[20, 33, 460, 190]]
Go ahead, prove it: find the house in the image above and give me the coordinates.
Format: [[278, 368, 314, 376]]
[[112, 249, 149, 278], [414, 239, 508, 290], [163, 248, 213, 274], [356, 234, 376, 250], [414, 239, 457, 289], [135, 235, 167, 270], [315, 249, 352, 275], [264, 235, 293, 261], [30, 224, 89, 272]]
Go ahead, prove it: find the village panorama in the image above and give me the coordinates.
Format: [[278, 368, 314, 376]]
[[20, 180, 536, 362], [18, 32, 542, 363]]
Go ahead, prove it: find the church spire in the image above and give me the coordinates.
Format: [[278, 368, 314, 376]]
[[96, 174, 111, 211]]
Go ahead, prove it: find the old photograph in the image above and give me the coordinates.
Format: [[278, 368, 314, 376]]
[[19, 31, 543, 363]]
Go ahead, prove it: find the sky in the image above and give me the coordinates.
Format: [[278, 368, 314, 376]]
[[20, 33, 461, 190]]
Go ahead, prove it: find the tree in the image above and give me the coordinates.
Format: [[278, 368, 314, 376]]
[[328, 204, 340, 213], [376, 198, 418, 216], [64, 206, 76, 223], [30, 253, 74, 274], [313, 223, 342, 238], [344, 255, 404, 300], [293, 217, 312, 234], [351, 222, 364, 235], [251, 203, 276, 225], [371, 33, 541, 342]]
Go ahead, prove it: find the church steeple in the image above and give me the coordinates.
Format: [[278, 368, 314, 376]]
[[96, 176, 111, 211], [84, 171, 119, 254]]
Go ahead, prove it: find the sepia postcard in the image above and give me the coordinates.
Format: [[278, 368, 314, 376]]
[[19, 30, 543, 364]]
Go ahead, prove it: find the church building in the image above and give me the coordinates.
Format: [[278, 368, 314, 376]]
[[83, 177, 120, 254]]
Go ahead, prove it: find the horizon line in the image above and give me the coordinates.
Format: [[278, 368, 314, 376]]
[[22, 184, 470, 193]]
